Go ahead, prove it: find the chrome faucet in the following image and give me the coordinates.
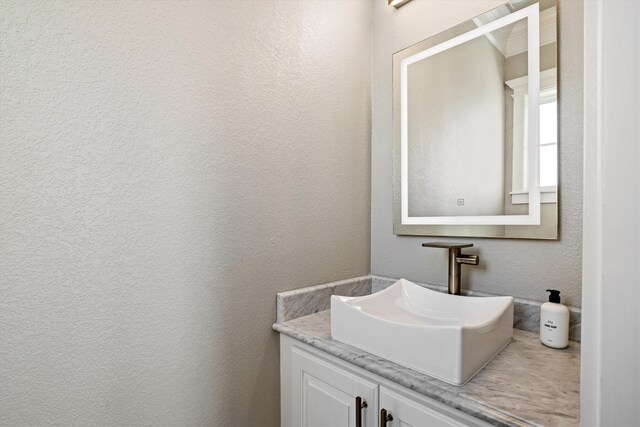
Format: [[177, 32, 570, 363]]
[[422, 242, 479, 295]]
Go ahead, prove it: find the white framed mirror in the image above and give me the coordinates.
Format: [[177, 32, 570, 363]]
[[393, 0, 558, 239]]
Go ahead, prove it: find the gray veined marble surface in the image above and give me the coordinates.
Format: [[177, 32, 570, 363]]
[[274, 310, 580, 427], [276, 275, 371, 322], [279, 275, 581, 340]]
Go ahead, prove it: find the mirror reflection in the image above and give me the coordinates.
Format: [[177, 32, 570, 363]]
[[407, 17, 531, 218]]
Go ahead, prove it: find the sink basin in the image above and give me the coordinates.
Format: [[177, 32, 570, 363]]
[[330, 279, 514, 385]]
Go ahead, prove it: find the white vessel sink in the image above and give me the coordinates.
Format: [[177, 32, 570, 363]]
[[330, 279, 514, 385]]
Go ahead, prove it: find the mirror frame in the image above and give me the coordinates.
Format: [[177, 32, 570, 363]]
[[396, 4, 542, 227]]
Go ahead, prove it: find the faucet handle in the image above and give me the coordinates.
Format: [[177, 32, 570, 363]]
[[422, 241, 473, 249], [422, 242, 478, 295], [456, 254, 479, 265]]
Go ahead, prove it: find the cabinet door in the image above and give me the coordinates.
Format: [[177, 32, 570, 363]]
[[291, 346, 378, 427], [379, 386, 489, 427]]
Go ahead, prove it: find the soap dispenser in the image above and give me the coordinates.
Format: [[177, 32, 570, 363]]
[[540, 289, 569, 349]]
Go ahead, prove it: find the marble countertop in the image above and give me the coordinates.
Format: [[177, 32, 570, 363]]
[[273, 310, 580, 427]]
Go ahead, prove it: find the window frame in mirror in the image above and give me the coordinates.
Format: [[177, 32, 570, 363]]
[[506, 67, 558, 205]]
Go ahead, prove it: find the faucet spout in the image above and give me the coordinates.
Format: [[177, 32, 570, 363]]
[[422, 242, 479, 295]]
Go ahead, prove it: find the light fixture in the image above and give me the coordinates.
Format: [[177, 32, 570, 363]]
[[388, 0, 412, 9]]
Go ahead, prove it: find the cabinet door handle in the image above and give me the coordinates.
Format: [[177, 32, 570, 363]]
[[380, 408, 393, 427], [355, 396, 368, 427]]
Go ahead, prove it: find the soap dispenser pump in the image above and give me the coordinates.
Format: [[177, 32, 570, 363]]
[[540, 289, 569, 349]]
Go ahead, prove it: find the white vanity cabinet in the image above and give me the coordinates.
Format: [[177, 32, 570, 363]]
[[280, 335, 491, 427], [290, 344, 378, 427], [378, 387, 478, 427]]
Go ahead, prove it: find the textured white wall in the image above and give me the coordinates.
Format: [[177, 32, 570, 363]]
[[0, 1, 371, 425], [371, 0, 584, 306]]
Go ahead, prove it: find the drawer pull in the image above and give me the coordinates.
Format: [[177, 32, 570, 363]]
[[355, 396, 368, 427], [380, 408, 393, 427]]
